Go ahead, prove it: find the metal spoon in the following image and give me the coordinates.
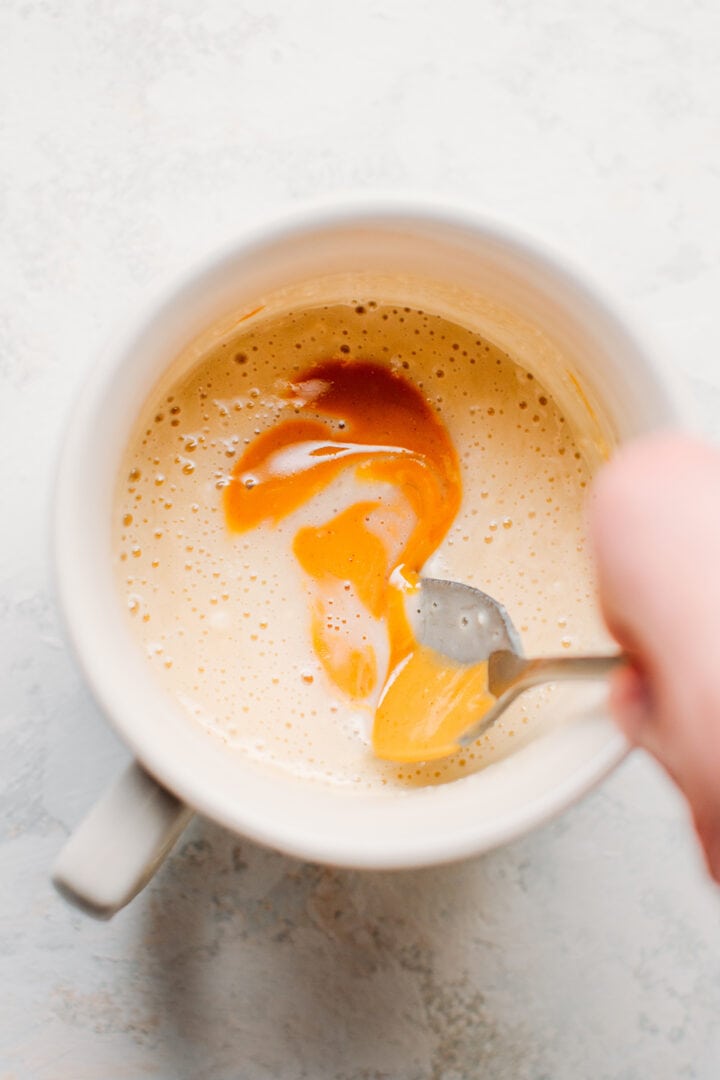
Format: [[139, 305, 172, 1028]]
[[409, 578, 624, 746]]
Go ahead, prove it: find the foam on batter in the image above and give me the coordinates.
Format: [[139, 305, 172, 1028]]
[[114, 299, 608, 791]]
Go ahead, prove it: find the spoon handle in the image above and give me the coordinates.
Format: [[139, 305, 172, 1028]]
[[459, 652, 626, 746], [512, 653, 625, 689]]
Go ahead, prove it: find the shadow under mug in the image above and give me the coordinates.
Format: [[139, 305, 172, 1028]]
[[52, 199, 684, 918]]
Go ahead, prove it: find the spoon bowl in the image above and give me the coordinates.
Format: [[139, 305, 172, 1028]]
[[408, 577, 624, 747]]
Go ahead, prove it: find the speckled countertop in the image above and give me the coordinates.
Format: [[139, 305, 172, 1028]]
[[3, 3, 720, 1078]]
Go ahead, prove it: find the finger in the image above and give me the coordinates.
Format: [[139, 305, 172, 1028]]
[[590, 434, 720, 728], [589, 434, 720, 873], [607, 664, 652, 746], [692, 812, 720, 884]]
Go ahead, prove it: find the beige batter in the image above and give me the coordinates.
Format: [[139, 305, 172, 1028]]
[[114, 297, 608, 791]]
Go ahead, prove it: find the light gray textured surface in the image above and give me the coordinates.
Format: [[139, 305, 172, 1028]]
[[3, 2, 720, 1077]]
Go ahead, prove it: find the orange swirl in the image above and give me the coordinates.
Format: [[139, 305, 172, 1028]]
[[224, 358, 464, 756]]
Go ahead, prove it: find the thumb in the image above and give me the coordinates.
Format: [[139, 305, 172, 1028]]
[[590, 433, 720, 880], [607, 664, 652, 748]]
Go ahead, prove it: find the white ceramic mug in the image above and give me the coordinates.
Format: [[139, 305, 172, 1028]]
[[52, 199, 685, 918]]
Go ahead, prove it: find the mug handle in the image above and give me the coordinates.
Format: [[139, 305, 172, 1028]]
[[52, 761, 193, 919]]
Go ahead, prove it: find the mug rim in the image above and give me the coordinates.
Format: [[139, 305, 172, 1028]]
[[53, 196, 682, 868]]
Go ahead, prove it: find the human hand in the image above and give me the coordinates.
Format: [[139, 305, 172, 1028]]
[[589, 433, 720, 882]]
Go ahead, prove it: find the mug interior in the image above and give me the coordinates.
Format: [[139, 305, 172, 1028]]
[[55, 206, 682, 867]]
